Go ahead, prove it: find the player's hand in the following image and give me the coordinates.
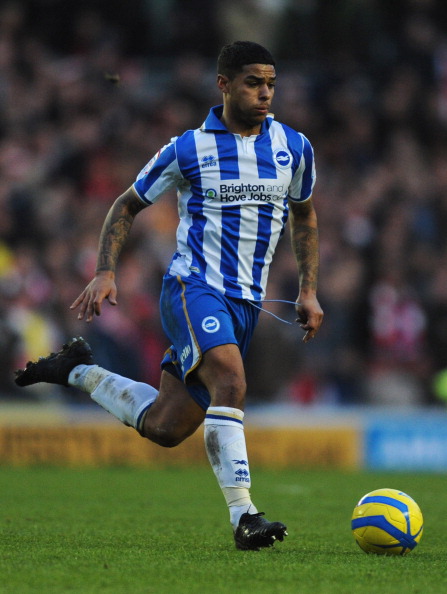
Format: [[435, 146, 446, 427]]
[[70, 271, 118, 323], [295, 294, 324, 343]]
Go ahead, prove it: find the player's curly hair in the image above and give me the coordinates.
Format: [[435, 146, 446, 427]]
[[217, 41, 275, 79]]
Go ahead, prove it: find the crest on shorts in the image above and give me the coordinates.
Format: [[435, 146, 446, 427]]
[[201, 316, 220, 333]]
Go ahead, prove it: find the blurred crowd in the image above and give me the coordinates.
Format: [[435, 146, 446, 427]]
[[1, 0, 447, 407]]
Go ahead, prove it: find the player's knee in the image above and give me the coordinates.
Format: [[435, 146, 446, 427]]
[[211, 373, 247, 408], [142, 422, 186, 448], [198, 345, 247, 408], [143, 427, 183, 448]]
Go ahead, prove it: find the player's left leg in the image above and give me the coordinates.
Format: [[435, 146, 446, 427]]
[[193, 342, 287, 549], [156, 275, 287, 548]]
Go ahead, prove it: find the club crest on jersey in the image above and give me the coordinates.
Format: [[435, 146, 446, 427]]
[[202, 316, 220, 333], [201, 155, 217, 168], [274, 148, 292, 168]]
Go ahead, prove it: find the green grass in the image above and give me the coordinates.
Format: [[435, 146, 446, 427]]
[[0, 466, 446, 593]]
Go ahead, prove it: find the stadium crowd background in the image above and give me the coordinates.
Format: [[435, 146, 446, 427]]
[[1, 0, 447, 408]]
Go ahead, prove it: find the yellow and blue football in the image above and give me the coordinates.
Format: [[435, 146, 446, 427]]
[[351, 488, 423, 555]]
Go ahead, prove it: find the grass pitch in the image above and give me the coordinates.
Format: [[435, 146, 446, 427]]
[[0, 466, 446, 594]]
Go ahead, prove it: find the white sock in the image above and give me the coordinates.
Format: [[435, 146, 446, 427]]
[[68, 364, 158, 431], [204, 406, 257, 529]]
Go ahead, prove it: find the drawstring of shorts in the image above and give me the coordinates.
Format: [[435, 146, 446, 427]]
[[248, 299, 300, 325]]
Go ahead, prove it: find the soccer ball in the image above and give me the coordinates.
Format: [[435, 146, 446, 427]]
[[351, 488, 423, 555]]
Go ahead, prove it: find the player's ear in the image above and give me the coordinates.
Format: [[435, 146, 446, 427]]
[[217, 74, 230, 94]]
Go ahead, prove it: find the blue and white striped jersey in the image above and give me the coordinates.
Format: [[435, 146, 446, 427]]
[[133, 105, 316, 301]]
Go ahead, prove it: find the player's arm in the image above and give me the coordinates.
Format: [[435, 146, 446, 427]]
[[71, 187, 147, 322], [288, 197, 324, 342]]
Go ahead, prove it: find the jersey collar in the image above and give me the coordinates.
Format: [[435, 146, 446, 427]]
[[201, 105, 273, 134]]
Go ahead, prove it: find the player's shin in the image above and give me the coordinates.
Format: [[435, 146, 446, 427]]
[[68, 364, 157, 432], [204, 406, 258, 529]]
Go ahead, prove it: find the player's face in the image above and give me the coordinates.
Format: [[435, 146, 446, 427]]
[[219, 64, 276, 134]]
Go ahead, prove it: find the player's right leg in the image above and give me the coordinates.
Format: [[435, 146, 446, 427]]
[[140, 369, 206, 447], [14, 337, 205, 444], [14, 335, 287, 549]]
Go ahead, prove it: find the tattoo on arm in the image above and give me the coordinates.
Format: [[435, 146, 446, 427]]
[[96, 191, 146, 273], [290, 207, 319, 291], [292, 224, 319, 290]]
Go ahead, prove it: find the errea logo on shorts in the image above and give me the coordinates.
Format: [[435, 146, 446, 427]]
[[274, 148, 292, 168], [202, 316, 220, 333], [180, 345, 191, 364]]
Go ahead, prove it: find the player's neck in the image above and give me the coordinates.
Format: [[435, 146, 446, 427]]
[[220, 112, 261, 137]]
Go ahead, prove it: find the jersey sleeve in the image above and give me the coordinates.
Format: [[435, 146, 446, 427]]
[[288, 134, 316, 203], [133, 139, 182, 205]]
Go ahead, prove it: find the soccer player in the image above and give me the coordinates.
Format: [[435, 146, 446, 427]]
[[15, 41, 323, 550]]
